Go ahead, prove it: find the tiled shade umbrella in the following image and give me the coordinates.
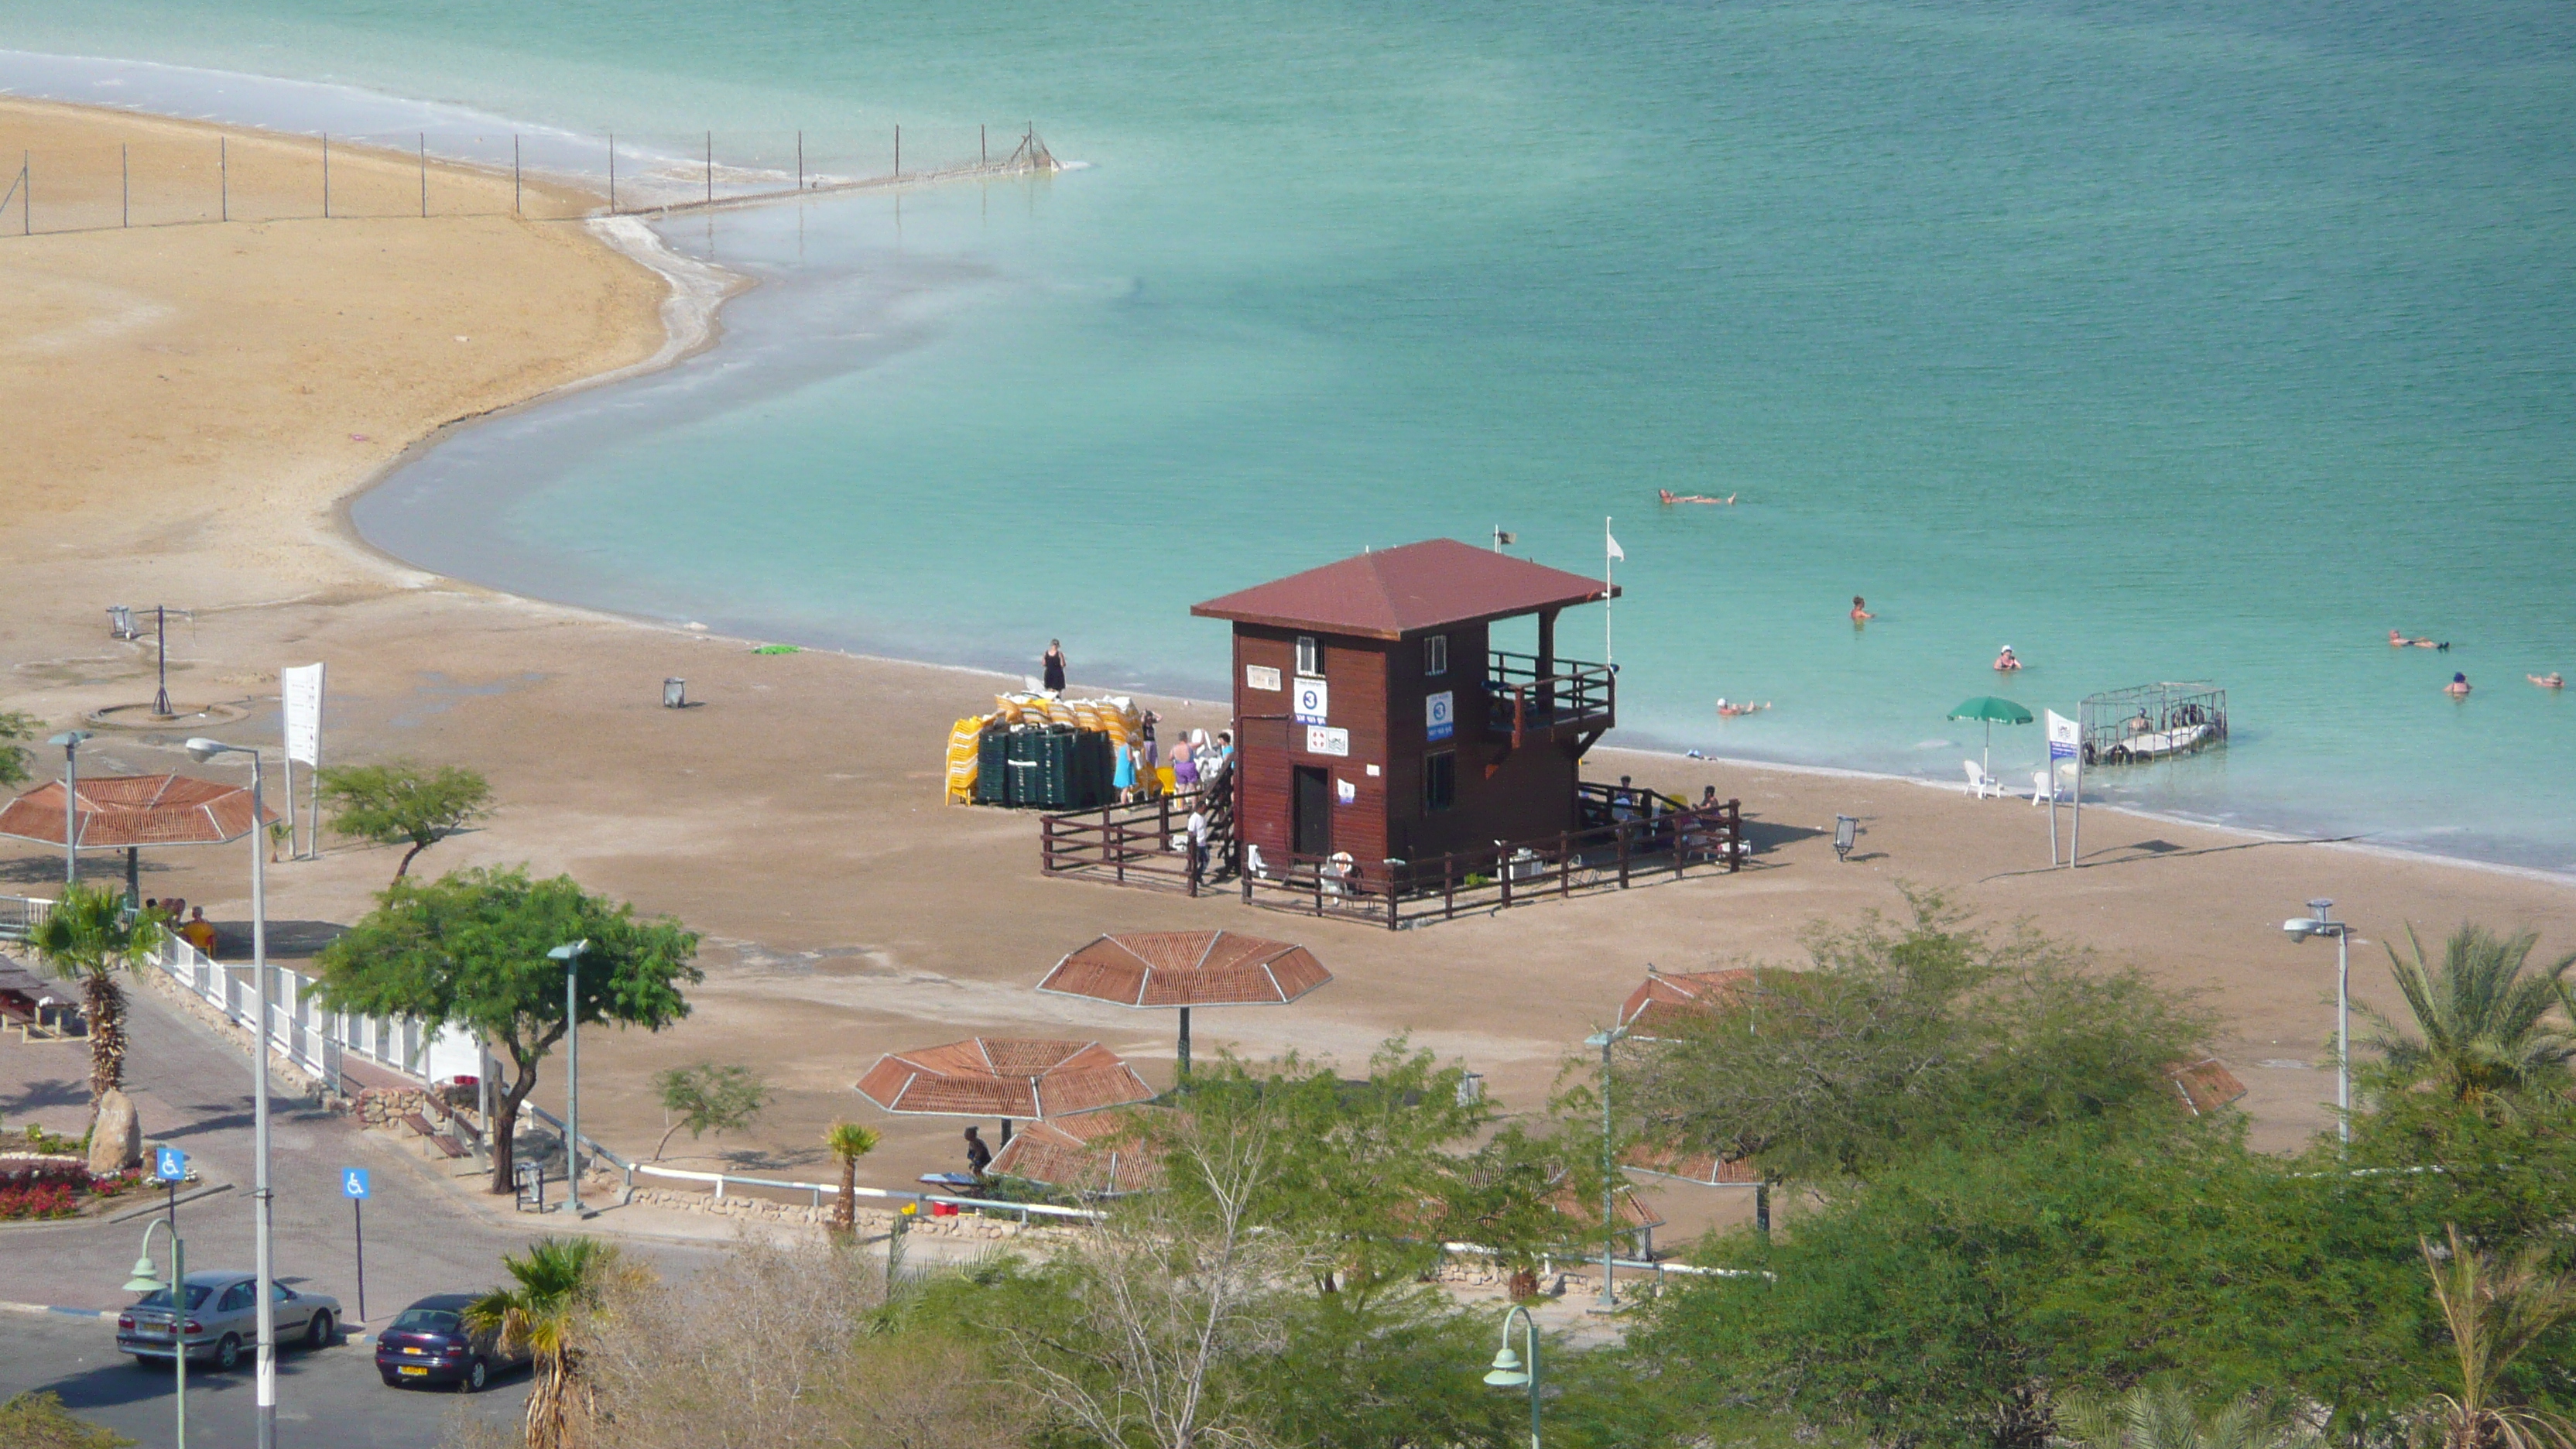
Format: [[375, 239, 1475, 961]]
[[0, 774, 278, 903], [1036, 930, 1331, 1074], [854, 1037, 1154, 1149]]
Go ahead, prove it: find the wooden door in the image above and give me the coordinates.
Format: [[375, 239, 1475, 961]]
[[1293, 766, 1331, 858]]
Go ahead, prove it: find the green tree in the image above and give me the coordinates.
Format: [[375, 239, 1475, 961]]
[[2420, 1225, 2576, 1449], [310, 867, 701, 1195], [317, 760, 492, 881], [464, 1236, 642, 1449], [824, 1121, 880, 1238], [0, 710, 39, 789], [29, 882, 166, 1106], [0, 1392, 134, 1449], [2365, 924, 2575, 1112], [1618, 890, 2211, 1188], [2056, 1387, 2321, 1449], [650, 1063, 769, 1160]]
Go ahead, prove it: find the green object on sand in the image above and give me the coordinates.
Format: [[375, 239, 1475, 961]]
[[1946, 697, 2033, 779], [755, 644, 801, 655]]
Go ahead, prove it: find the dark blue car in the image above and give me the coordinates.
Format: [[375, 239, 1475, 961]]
[[373, 1293, 529, 1392]]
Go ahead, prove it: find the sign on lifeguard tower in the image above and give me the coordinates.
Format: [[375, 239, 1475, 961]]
[[1292, 677, 1329, 724], [1425, 690, 1454, 742]]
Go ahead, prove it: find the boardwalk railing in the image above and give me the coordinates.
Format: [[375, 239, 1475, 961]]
[[139, 930, 431, 1094], [629, 1161, 1103, 1225], [1237, 796, 1744, 930], [1039, 781, 1236, 896]]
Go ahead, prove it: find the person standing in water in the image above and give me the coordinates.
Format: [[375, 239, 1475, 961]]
[[1993, 646, 2022, 672], [1850, 596, 1873, 622], [2446, 673, 2472, 697], [1042, 639, 1068, 696]]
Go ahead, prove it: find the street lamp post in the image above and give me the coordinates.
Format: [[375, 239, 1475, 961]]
[[2282, 899, 2353, 1147], [183, 737, 275, 1448], [1482, 1303, 1543, 1449], [48, 731, 91, 885], [548, 940, 590, 1216], [123, 1220, 188, 1449], [1582, 1025, 1630, 1310]]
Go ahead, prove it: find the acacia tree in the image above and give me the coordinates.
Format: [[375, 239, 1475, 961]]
[[29, 882, 166, 1107], [651, 1063, 769, 1161], [311, 866, 700, 1195], [0, 710, 37, 789], [317, 760, 492, 882]]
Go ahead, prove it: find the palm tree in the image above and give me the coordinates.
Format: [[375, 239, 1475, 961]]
[[463, 1237, 638, 1449], [2365, 925, 2576, 1109], [824, 1121, 880, 1238], [2420, 1225, 2576, 1449], [29, 882, 166, 1108], [2057, 1385, 2321, 1449]]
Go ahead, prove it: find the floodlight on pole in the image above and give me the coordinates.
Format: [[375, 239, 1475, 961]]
[[48, 730, 91, 885], [1583, 1023, 1631, 1311], [2281, 898, 2352, 1146], [549, 940, 591, 1216], [1482, 1303, 1542, 1448], [181, 735, 276, 1447], [128, 1217, 188, 1447]]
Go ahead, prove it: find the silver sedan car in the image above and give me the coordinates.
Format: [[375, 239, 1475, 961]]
[[117, 1271, 342, 1371]]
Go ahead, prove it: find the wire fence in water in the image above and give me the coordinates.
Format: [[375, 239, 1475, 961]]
[[0, 123, 1059, 237]]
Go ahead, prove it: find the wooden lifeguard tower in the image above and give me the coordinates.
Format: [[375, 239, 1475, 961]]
[[1188, 538, 1619, 876]]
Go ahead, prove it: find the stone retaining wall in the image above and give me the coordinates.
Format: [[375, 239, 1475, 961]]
[[623, 1185, 1083, 1248]]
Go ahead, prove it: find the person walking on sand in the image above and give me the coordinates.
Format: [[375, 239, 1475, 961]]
[[2530, 672, 2564, 689], [1041, 639, 1068, 696], [1850, 596, 1873, 622], [1113, 742, 1139, 803], [1993, 646, 2022, 672], [2446, 673, 2472, 697]]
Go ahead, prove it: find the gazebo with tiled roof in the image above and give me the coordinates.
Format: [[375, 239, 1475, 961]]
[[1036, 929, 1331, 1074], [854, 1037, 1155, 1149], [0, 774, 277, 903]]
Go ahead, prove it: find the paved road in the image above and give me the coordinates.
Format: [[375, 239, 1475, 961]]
[[0, 1309, 528, 1447]]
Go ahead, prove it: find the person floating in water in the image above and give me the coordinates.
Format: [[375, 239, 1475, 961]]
[[1850, 595, 1873, 622], [2445, 673, 2472, 697], [2387, 629, 2448, 649], [1658, 488, 1735, 505], [2529, 672, 2564, 689], [1993, 646, 2022, 672], [1715, 697, 1771, 717]]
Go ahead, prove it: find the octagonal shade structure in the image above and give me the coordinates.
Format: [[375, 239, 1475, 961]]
[[0, 774, 274, 848], [855, 1038, 1154, 1122], [1038, 930, 1331, 1010], [1616, 966, 1757, 1040], [988, 1108, 1166, 1195]]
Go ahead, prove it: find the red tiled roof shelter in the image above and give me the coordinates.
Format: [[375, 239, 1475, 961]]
[[987, 1108, 1166, 1195], [1036, 930, 1331, 1072], [855, 1038, 1153, 1136], [2165, 1058, 2249, 1116], [0, 775, 273, 849], [1190, 539, 1620, 880], [1617, 967, 1758, 1039]]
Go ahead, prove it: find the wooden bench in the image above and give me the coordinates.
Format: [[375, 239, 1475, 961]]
[[399, 1112, 468, 1160]]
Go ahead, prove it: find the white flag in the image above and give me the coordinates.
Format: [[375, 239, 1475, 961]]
[[1606, 530, 1625, 564], [283, 663, 326, 766]]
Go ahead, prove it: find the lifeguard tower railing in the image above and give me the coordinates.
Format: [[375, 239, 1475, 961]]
[[1036, 780, 1238, 896], [1233, 783, 1742, 931], [2078, 682, 2228, 766], [1486, 651, 1615, 747]]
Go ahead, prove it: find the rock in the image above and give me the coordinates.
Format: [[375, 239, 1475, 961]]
[[90, 1090, 142, 1175]]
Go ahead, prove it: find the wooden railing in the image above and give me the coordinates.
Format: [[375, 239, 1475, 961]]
[[1235, 797, 1742, 930], [1485, 651, 1615, 746], [1038, 779, 1235, 897]]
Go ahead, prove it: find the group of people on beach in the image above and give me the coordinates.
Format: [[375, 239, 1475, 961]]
[[2385, 628, 2563, 696], [145, 898, 218, 954]]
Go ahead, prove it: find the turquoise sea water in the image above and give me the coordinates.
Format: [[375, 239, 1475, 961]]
[[6, 2, 2573, 868]]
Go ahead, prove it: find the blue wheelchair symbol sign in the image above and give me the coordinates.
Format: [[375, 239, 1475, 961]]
[[154, 1147, 187, 1182], [341, 1169, 371, 1201]]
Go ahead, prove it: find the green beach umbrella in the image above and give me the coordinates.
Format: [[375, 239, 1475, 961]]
[[1947, 697, 2034, 779]]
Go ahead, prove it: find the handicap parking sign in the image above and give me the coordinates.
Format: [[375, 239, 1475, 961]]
[[341, 1168, 370, 1201], [154, 1147, 187, 1182]]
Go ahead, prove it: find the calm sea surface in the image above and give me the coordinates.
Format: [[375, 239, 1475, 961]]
[[5, 1, 2572, 868]]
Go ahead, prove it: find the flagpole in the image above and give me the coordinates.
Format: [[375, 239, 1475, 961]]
[[1603, 516, 1615, 666]]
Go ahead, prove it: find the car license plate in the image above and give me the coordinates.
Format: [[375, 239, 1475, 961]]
[[399, 1366, 429, 1377], [402, 1346, 426, 1355]]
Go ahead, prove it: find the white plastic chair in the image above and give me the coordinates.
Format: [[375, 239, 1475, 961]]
[[2030, 771, 2056, 807], [1965, 760, 2004, 799]]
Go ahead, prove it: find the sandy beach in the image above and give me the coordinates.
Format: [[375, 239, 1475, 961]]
[[5, 96, 2571, 1241]]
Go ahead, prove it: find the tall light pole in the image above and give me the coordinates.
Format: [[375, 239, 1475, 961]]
[[1482, 1303, 1543, 1449], [122, 1218, 188, 1448], [2282, 899, 2353, 1147], [548, 940, 590, 1216], [1583, 1024, 1630, 1310], [48, 730, 91, 885], [183, 737, 275, 1448]]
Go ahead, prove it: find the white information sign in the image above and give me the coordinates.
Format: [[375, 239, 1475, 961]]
[[1304, 725, 1350, 757], [283, 663, 326, 766], [1292, 677, 1330, 724], [1337, 779, 1357, 804], [2045, 708, 2079, 762], [1425, 690, 1454, 742], [1245, 664, 1283, 692]]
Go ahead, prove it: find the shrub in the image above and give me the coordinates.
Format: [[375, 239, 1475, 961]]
[[0, 1183, 80, 1220]]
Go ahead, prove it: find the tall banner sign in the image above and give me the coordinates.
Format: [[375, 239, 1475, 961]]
[[2043, 708, 2077, 865], [282, 663, 325, 859]]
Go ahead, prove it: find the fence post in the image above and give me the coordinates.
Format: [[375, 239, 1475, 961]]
[[1444, 855, 1456, 919], [1560, 832, 1572, 897], [1040, 817, 1056, 874], [1618, 821, 1632, 888], [1109, 803, 1124, 884], [1676, 810, 1690, 879], [1499, 849, 1513, 909], [1729, 800, 1744, 872]]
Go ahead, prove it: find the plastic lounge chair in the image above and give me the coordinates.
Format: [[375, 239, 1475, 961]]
[[2030, 771, 2057, 806], [1964, 760, 2003, 799]]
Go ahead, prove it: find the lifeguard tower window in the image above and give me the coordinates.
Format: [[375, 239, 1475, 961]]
[[1423, 751, 1457, 812], [1424, 634, 1448, 677], [1296, 635, 1321, 677]]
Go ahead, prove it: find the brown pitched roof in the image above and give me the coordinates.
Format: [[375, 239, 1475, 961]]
[[1617, 968, 1758, 1039], [987, 1108, 1166, 1193], [2165, 1057, 2249, 1116], [1622, 1142, 1763, 1186], [1190, 538, 1616, 640], [854, 1038, 1154, 1121], [0, 775, 276, 848], [1036, 930, 1331, 1009]]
